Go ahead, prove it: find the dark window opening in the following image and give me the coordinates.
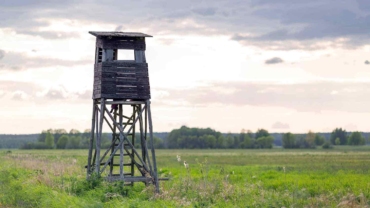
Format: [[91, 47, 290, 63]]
[[96, 48, 103, 63]]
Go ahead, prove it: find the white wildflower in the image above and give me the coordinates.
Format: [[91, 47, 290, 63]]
[[183, 161, 189, 169]]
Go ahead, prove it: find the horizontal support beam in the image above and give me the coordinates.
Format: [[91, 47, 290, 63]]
[[95, 100, 147, 105], [106, 176, 152, 182]]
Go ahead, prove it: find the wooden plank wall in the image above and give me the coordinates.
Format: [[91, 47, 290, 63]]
[[93, 61, 150, 100], [96, 37, 146, 50]]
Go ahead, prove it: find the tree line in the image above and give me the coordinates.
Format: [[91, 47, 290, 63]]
[[282, 128, 367, 149], [21, 129, 108, 149], [1, 126, 368, 150], [165, 126, 274, 149], [20, 128, 164, 150]]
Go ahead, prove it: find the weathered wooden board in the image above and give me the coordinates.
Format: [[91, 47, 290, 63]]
[[96, 37, 146, 50], [94, 71, 149, 78], [94, 77, 149, 83], [94, 90, 150, 95], [94, 62, 149, 72], [94, 80, 149, 87], [94, 85, 149, 90], [89, 31, 152, 38], [93, 93, 150, 99], [94, 87, 150, 93], [102, 61, 148, 67]]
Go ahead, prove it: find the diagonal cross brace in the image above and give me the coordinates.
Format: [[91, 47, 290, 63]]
[[99, 104, 150, 174], [98, 111, 135, 165]]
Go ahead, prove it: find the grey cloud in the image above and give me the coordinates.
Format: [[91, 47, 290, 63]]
[[156, 81, 370, 113], [0, 80, 92, 102], [1, 0, 370, 49], [0, 80, 90, 101], [41, 87, 92, 101], [271, 122, 290, 129], [0, 51, 91, 71], [265, 57, 283, 65], [77, 90, 92, 100], [12, 91, 27, 101], [0, 80, 40, 95], [192, 7, 216, 16], [365, 60, 370, 65], [15, 30, 80, 39], [356, 0, 370, 11], [0, 50, 4, 59], [238, 1, 370, 48], [115, 25, 124, 31], [252, 29, 290, 41], [250, 0, 322, 7], [44, 88, 67, 100]]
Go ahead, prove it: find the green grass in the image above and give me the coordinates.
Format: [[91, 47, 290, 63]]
[[1, 147, 370, 207]]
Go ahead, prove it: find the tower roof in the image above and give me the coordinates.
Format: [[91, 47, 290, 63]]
[[89, 31, 152, 38]]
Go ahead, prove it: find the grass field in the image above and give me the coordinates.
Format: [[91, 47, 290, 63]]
[[1, 147, 370, 207]]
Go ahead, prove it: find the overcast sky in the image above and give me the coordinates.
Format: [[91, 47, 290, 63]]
[[1, 0, 370, 134]]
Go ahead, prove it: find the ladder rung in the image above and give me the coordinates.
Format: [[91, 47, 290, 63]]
[[112, 123, 133, 125], [113, 133, 133, 136], [114, 144, 132, 147], [111, 173, 132, 176], [113, 153, 130, 156], [110, 163, 132, 167]]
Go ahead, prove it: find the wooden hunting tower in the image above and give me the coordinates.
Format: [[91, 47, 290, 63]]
[[86, 31, 159, 192]]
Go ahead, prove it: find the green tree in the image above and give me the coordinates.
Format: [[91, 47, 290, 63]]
[[226, 134, 234, 148], [38, 129, 53, 143], [54, 129, 67, 144], [282, 132, 296, 149], [256, 136, 274, 149], [216, 135, 226, 148], [255, 129, 269, 139], [330, 128, 347, 145], [205, 135, 217, 148], [148, 136, 164, 149], [322, 141, 332, 149], [247, 130, 254, 139], [69, 129, 81, 135], [348, 131, 365, 145], [305, 131, 316, 148], [45, 132, 55, 149], [335, 137, 341, 145], [67, 136, 81, 149], [80, 129, 91, 148], [241, 134, 255, 148], [56, 135, 69, 149], [314, 134, 325, 146], [166, 126, 222, 149]]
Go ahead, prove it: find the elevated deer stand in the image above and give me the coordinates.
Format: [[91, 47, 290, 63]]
[[86, 31, 159, 192]]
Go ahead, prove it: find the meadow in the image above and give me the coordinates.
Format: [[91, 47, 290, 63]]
[[1, 147, 370, 207]]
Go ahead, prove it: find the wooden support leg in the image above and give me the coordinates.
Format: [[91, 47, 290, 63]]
[[119, 104, 124, 179], [92, 104, 99, 171], [147, 101, 159, 193], [110, 108, 118, 176], [87, 100, 96, 178], [96, 99, 105, 174], [139, 105, 153, 178]]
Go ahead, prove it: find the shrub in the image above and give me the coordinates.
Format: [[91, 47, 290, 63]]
[[322, 141, 332, 149]]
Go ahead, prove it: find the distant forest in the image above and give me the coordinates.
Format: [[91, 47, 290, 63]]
[[0, 126, 369, 149]]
